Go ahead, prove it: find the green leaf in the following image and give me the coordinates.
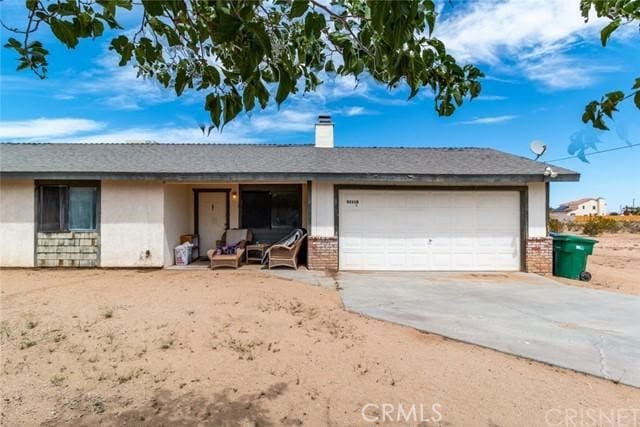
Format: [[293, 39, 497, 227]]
[[205, 93, 222, 128], [50, 18, 79, 48], [634, 91, 640, 109], [289, 0, 308, 18], [5, 37, 22, 49], [243, 84, 256, 112], [255, 81, 270, 109], [141, 0, 164, 17], [304, 12, 325, 38], [324, 60, 335, 73], [600, 19, 620, 46], [175, 66, 187, 96], [275, 65, 291, 105], [425, 11, 435, 36], [92, 19, 104, 37], [223, 92, 242, 125]]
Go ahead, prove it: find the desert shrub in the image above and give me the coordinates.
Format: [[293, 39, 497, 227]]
[[582, 216, 619, 236], [549, 218, 564, 233], [621, 221, 640, 234], [566, 221, 583, 232]]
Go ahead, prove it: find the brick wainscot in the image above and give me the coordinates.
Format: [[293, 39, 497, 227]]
[[525, 237, 552, 275], [36, 232, 100, 267], [307, 236, 338, 271]]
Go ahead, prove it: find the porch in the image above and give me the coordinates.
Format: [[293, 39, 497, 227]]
[[163, 182, 309, 268]]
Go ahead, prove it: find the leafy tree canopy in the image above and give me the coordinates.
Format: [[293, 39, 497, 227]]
[[2, 0, 483, 129], [2, 0, 637, 136], [580, 0, 639, 130]]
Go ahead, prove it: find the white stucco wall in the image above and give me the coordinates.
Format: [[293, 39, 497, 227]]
[[527, 182, 547, 238], [163, 184, 192, 266], [0, 180, 35, 267], [100, 181, 165, 267], [311, 181, 334, 237]]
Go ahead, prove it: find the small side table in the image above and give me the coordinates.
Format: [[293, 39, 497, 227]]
[[245, 243, 269, 263]]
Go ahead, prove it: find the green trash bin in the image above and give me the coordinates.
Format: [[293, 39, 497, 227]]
[[550, 233, 598, 281]]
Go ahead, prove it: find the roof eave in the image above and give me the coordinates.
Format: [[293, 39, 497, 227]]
[[0, 171, 581, 183]]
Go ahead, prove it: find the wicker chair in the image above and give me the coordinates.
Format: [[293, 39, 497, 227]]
[[265, 233, 307, 270], [207, 229, 251, 270]]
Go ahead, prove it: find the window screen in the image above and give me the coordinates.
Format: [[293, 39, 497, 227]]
[[69, 187, 97, 230]]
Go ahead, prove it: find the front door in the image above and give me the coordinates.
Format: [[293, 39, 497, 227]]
[[198, 192, 228, 254]]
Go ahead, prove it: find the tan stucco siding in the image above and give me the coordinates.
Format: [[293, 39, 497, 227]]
[[0, 180, 35, 267], [100, 181, 164, 267]]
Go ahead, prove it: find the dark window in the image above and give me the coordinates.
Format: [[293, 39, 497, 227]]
[[38, 183, 98, 232], [241, 189, 300, 230], [241, 191, 271, 228], [271, 191, 300, 228], [39, 186, 66, 232]]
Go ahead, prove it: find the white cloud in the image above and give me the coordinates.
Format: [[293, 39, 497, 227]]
[[0, 118, 106, 139], [457, 115, 518, 125], [341, 106, 368, 116], [475, 95, 508, 101], [436, 0, 618, 89], [249, 109, 317, 133], [55, 53, 178, 110]]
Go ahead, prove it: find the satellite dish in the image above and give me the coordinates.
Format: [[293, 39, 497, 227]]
[[530, 139, 547, 160]]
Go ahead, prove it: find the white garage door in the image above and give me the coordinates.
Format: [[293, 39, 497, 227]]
[[339, 190, 521, 271]]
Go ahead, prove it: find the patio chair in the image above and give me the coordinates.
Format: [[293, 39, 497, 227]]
[[263, 230, 307, 270], [207, 229, 251, 270]]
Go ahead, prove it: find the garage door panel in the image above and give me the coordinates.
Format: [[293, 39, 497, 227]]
[[339, 190, 520, 271]]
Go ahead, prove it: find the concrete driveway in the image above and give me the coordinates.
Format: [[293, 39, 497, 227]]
[[337, 272, 640, 388]]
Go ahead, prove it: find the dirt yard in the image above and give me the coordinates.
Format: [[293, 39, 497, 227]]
[[1, 269, 639, 427], [554, 232, 640, 296]]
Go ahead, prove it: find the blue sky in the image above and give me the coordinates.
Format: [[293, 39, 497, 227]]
[[1, 0, 639, 211]]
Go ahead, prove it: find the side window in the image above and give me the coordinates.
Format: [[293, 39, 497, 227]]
[[38, 183, 98, 232]]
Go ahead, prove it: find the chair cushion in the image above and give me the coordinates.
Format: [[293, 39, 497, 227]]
[[226, 229, 249, 245], [275, 228, 304, 247]]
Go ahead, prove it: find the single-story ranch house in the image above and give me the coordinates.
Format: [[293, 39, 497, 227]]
[[0, 116, 579, 274]]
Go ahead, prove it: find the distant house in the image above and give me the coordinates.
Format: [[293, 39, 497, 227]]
[[552, 197, 607, 220]]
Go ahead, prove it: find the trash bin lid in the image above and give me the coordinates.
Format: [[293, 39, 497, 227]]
[[549, 233, 598, 244]]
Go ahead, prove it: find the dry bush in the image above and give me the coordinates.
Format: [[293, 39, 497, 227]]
[[582, 216, 620, 236], [549, 218, 564, 233]]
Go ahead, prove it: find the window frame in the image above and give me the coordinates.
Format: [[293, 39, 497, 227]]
[[36, 181, 100, 233]]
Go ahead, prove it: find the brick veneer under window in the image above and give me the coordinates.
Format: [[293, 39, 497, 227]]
[[36, 232, 99, 267], [308, 236, 338, 271], [525, 237, 552, 275]]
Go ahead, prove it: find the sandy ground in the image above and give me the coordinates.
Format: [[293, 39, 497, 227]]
[[1, 269, 639, 427], [554, 233, 640, 296]]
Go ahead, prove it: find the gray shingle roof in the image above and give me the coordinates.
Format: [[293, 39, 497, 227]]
[[0, 143, 579, 183]]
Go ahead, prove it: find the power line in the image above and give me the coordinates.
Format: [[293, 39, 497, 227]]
[[548, 142, 640, 162]]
